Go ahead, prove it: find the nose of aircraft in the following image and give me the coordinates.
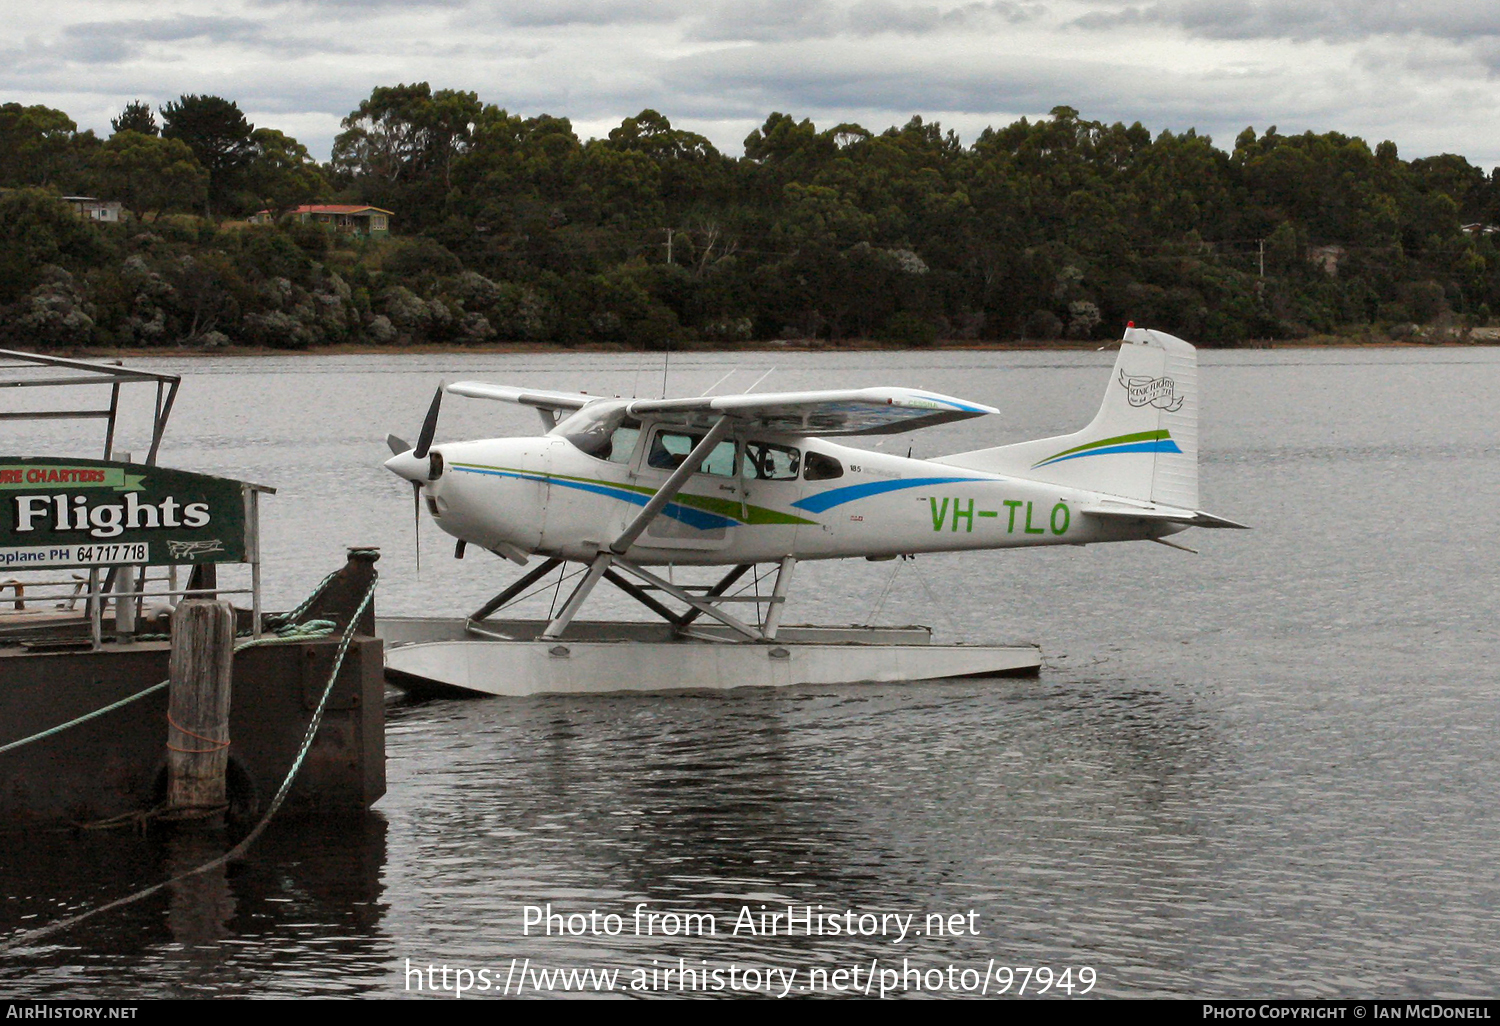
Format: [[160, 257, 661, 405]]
[[384, 449, 430, 483]]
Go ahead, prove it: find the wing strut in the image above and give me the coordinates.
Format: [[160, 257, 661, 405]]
[[611, 415, 733, 555], [538, 416, 737, 639]]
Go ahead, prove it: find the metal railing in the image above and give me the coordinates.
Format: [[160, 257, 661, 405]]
[[0, 564, 254, 646], [0, 348, 181, 466]]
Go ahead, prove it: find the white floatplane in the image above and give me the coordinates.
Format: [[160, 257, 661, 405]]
[[380, 326, 1245, 696]]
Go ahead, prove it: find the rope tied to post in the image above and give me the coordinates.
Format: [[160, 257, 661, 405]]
[[164, 711, 231, 754]]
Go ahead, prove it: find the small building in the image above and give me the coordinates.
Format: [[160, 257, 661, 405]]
[[1461, 223, 1498, 237], [1307, 244, 1346, 276], [283, 204, 393, 238], [61, 196, 123, 224]]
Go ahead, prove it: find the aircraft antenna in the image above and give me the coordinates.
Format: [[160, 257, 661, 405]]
[[741, 367, 776, 393], [661, 341, 670, 398], [700, 367, 739, 396]]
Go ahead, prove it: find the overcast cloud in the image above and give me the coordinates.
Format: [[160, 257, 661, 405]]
[[5, 0, 1497, 168]]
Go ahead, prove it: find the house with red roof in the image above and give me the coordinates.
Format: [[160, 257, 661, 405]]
[[251, 204, 393, 237]]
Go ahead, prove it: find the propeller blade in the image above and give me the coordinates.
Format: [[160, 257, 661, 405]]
[[387, 433, 411, 456], [412, 482, 422, 576], [413, 386, 443, 459]]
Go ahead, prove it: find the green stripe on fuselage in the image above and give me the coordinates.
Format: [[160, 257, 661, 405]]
[[1036, 429, 1172, 465], [453, 463, 818, 527]]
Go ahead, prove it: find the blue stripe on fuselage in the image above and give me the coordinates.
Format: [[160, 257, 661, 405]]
[[1032, 439, 1183, 467], [453, 465, 738, 530], [792, 476, 981, 513]]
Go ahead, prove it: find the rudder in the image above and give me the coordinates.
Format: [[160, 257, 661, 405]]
[[932, 327, 1198, 507]]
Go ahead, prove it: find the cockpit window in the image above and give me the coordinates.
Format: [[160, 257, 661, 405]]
[[648, 429, 737, 477], [605, 425, 639, 465], [803, 451, 844, 481], [745, 440, 800, 480], [551, 401, 639, 463]]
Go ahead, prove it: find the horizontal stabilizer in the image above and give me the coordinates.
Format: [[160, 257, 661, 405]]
[[1081, 501, 1249, 530]]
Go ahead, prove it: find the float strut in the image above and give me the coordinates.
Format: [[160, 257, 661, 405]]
[[541, 554, 612, 639], [602, 569, 681, 624], [469, 557, 564, 623], [674, 564, 753, 628], [761, 556, 796, 640]]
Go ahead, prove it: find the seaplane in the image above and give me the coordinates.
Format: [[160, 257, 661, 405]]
[[378, 326, 1245, 696]]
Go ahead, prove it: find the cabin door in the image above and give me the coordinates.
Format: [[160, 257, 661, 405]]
[[632, 425, 740, 552]]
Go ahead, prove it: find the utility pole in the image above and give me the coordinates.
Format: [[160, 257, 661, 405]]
[[1258, 238, 1265, 278], [663, 227, 675, 265]]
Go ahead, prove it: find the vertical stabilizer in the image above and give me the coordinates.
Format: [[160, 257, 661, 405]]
[[932, 327, 1199, 507]]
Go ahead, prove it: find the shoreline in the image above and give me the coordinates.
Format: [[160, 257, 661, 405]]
[[20, 336, 1500, 360]]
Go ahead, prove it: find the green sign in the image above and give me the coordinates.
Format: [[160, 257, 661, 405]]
[[0, 458, 252, 570]]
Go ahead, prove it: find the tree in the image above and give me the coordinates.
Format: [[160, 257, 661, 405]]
[[605, 110, 727, 211], [333, 83, 481, 187], [160, 94, 255, 216], [111, 100, 158, 136], [88, 131, 207, 221], [0, 189, 106, 303], [0, 103, 84, 187], [332, 83, 484, 230], [244, 128, 329, 216]]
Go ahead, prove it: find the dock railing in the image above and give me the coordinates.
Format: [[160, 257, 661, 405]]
[[2, 350, 270, 648]]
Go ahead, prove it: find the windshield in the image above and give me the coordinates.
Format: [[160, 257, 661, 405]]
[[550, 401, 639, 461]]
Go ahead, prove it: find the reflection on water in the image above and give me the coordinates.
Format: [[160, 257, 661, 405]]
[[2, 348, 1498, 997], [0, 816, 389, 997]]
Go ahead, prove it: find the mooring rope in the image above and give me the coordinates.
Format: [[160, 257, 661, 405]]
[[263, 567, 342, 629], [0, 572, 379, 955], [0, 681, 169, 756], [0, 565, 357, 756]]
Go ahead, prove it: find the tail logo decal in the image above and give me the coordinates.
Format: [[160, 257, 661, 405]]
[[1032, 429, 1182, 468], [1119, 369, 1184, 412]]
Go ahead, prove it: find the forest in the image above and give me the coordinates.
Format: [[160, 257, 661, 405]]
[[3, 85, 1499, 350]]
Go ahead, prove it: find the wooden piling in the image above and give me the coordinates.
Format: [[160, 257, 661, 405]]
[[166, 599, 236, 815]]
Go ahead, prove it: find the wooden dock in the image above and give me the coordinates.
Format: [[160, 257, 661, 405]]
[[0, 552, 384, 827]]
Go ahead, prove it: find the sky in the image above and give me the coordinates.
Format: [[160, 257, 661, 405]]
[[6, 0, 1499, 169]]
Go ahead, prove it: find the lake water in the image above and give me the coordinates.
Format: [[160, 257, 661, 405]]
[[1, 345, 1497, 998]]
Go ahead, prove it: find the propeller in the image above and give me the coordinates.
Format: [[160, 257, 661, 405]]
[[414, 386, 442, 459], [383, 386, 446, 576], [412, 477, 422, 576]]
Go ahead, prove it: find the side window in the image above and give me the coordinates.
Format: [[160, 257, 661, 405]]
[[648, 430, 737, 477], [803, 451, 844, 481], [745, 441, 800, 480], [606, 424, 640, 465]]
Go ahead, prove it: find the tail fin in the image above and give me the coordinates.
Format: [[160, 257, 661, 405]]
[[932, 327, 1199, 507]]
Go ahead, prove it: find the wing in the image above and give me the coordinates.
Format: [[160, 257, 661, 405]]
[[445, 381, 595, 413], [626, 387, 997, 436]]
